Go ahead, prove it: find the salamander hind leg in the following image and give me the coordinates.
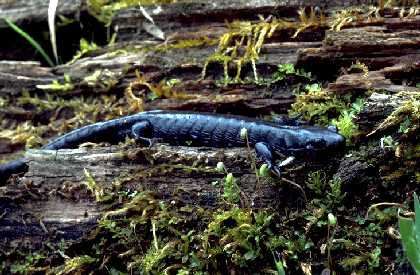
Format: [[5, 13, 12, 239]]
[[254, 142, 281, 176], [131, 121, 153, 147]]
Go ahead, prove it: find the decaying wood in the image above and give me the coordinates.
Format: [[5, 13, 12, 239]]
[[334, 91, 419, 193], [327, 62, 420, 94], [356, 91, 420, 135], [21, 144, 305, 207], [297, 22, 420, 78], [1, 144, 318, 250], [1, 90, 416, 250], [0, 0, 82, 28], [1, 0, 419, 255]]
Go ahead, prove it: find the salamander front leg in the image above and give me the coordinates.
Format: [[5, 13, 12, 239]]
[[131, 121, 153, 147], [254, 142, 281, 176]]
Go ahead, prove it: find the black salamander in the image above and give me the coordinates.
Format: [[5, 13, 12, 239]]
[[0, 110, 345, 183]]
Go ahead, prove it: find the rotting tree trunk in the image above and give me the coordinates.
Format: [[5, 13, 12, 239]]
[[297, 20, 420, 81], [327, 62, 420, 95], [1, 144, 317, 250], [334, 90, 420, 193], [1, 0, 419, 254], [1, 87, 417, 250]]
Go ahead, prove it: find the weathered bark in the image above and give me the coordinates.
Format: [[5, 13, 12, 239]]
[[0, 0, 375, 29], [0, 61, 56, 95], [335, 91, 420, 192], [297, 21, 420, 79], [1, 144, 322, 250], [0, 0, 419, 256], [356, 91, 420, 135], [327, 62, 420, 94]]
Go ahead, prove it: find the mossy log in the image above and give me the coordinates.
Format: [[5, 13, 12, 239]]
[[0, 0, 419, 255], [2, 87, 415, 250], [334, 91, 420, 190], [0, 144, 314, 250]]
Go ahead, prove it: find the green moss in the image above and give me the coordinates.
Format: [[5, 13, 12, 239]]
[[369, 92, 420, 137], [9, 253, 46, 274], [36, 74, 75, 92], [68, 38, 98, 64], [0, 121, 46, 149], [37, 190, 313, 274], [331, 98, 364, 141], [83, 69, 119, 91], [201, 18, 298, 83], [330, 6, 382, 31], [289, 84, 347, 125], [125, 71, 195, 111], [290, 84, 365, 143], [214, 63, 311, 87], [87, 0, 181, 25], [155, 36, 218, 52], [83, 168, 113, 202], [52, 255, 96, 275]]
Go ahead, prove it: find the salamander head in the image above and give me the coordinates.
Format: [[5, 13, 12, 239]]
[[303, 129, 346, 152], [270, 126, 346, 155]]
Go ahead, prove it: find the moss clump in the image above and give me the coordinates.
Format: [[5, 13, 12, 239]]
[[331, 98, 365, 141], [155, 36, 218, 52], [329, 6, 382, 31], [125, 71, 195, 112], [36, 74, 75, 93], [290, 83, 344, 125], [67, 38, 98, 65], [200, 9, 328, 84], [290, 84, 365, 143], [368, 91, 420, 138], [24, 191, 315, 274], [201, 18, 295, 83], [367, 92, 420, 185], [51, 255, 96, 275], [87, 0, 181, 25], [8, 253, 46, 274], [0, 122, 45, 149], [83, 69, 119, 91]]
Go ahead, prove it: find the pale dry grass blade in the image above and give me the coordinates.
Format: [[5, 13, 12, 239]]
[[48, 0, 59, 64]]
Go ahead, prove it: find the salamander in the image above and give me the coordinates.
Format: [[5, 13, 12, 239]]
[[0, 110, 345, 183]]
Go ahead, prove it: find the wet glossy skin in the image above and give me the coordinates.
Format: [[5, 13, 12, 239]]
[[0, 110, 345, 183]]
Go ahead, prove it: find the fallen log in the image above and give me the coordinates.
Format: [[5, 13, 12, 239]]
[[2, 143, 326, 250], [335, 91, 419, 196]]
